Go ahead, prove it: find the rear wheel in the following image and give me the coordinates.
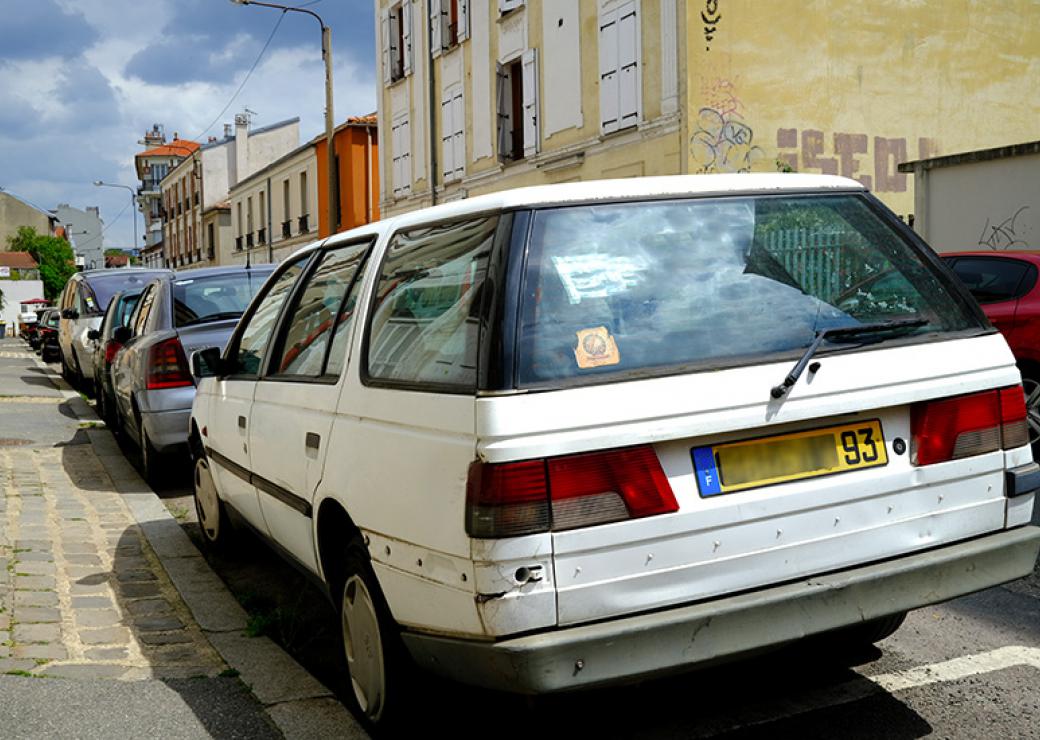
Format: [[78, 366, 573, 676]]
[[1020, 374, 1040, 455], [138, 422, 164, 488], [820, 611, 908, 652], [193, 454, 233, 550]]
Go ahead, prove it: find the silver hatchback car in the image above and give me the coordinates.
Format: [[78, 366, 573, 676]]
[[110, 265, 274, 482]]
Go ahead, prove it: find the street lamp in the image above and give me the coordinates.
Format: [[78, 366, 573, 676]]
[[229, 0, 338, 234], [93, 180, 138, 252]]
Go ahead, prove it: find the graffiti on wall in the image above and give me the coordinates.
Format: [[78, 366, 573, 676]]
[[702, 1, 721, 51], [690, 108, 767, 173], [978, 206, 1030, 250], [776, 129, 940, 193]]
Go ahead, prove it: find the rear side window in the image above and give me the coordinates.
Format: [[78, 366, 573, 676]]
[[948, 257, 1034, 304], [232, 258, 307, 376], [366, 216, 497, 390], [86, 272, 165, 314], [173, 270, 273, 327]]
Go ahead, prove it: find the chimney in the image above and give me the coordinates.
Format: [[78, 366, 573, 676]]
[[234, 113, 250, 186], [223, 124, 233, 138]]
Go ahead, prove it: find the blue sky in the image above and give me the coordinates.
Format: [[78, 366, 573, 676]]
[[0, 0, 377, 249]]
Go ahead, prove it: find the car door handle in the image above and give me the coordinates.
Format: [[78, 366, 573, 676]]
[[305, 432, 320, 450], [238, 416, 246, 429]]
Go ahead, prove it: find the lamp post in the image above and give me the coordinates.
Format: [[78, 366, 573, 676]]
[[93, 180, 138, 252], [230, 0, 337, 234]]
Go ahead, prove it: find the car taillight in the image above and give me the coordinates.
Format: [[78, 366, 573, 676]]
[[466, 445, 678, 538], [910, 385, 1029, 466], [146, 337, 193, 390], [104, 340, 123, 364]]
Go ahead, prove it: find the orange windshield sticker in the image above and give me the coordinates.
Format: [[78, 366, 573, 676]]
[[575, 326, 621, 369]]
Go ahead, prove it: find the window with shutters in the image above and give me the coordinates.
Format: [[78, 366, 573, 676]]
[[496, 49, 538, 162], [598, 1, 640, 135], [441, 85, 466, 182], [391, 114, 412, 197], [498, 0, 524, 15], [430, 0, 469, 55], [381, 1, 412, 84]]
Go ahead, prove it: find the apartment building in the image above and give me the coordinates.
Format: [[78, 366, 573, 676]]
[[376, 0, 1040, 220], [160, 114, 299, 269], [134, 125, 200, 268]]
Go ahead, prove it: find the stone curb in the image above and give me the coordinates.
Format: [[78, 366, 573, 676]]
[[32, 355, 367, 739]]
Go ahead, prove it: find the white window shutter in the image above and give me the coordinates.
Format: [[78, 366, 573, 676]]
[[429, 0, 442, 57], [499, 0, 523, 14], [496, 63, 510, 161], [381, 9, 391, 85], [617, 1, 639, 128], [452, 91, 465, 177], [391, 122, 401, 195], [458, 0, 470, 41], [402, 1, 413, 76], [388, 9, 401, 79], [401, 119, 412, 192], [521, 49, 538, 158], [598, 10, 619, 133], [441, 96, 454, 180]]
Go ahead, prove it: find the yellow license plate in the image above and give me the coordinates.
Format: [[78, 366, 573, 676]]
[[692, 420, 888, 496]]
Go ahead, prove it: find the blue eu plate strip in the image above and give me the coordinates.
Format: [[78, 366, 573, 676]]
[[692, 446, 722, 497]]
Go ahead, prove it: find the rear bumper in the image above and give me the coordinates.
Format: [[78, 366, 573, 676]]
[[402, 526, 1040, 694], [140, 407, 191, 452]]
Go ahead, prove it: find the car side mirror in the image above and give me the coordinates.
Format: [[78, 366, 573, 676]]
[[86, 329, 100, 341], [191, 347, 225, 380], [61, 308, 79, 320], [112, 326, 132, 344]]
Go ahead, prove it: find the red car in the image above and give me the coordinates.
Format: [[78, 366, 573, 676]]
[[942, 251, 1040, 448]]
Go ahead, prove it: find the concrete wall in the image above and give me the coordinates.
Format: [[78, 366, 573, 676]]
[[0, 193, 53, 246], [54, 204, 104, 270], [0, 280, 46, 335], [686, 0, 1040, 219], [912, 151, 1040, 253]]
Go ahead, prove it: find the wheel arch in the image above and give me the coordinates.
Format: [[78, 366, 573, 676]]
[[315, 496, 363, 597]]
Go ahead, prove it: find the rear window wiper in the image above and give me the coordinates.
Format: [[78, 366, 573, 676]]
[[770, 318, 929, 399]]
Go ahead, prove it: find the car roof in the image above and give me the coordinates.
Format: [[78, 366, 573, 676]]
[[168, 264, 277, 281], [942, 250, 1040, 263], [312, 173, 867, 257], [75, 267, 171, 280]]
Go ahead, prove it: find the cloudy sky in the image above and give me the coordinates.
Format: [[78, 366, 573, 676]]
[[0, 0, 376, 250]]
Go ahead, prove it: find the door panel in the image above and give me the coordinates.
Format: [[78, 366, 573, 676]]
[[206, 379, 265, 530]]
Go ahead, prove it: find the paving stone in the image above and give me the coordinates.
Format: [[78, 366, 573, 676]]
[[134, 615, 184, 632], [12, 623, 61, 643], [14, 551, 52, 563], [119, 582, 160, 598], [13, 575, 56, 590], [14, 540, 50, 550], [40, 664, 130, 679], [84, 646, 129, 661], [13, 643, 67, 661], [65, 565, 105, 580], [206, 632, 334, 705], [79, 626, 131, 645], [13, 591, 58, 608], [125, 598, 173, 618], [65, 554, 102, 566], [14, 607, 60, 624], [70, 596, 114, 610], [137, 631, 193, 646], [14, 561, 55, 576], [0, 657, 38, 674], [143, 643, 203, 663], [115, 569, 157, 583], [61, 541, 98, 554], [74, 609, 122, 628], [70, 580, 110, 594], [113, 556, 149, 571]]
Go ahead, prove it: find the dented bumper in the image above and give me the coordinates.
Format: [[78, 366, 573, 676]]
[[401, 526, 1040, 693]]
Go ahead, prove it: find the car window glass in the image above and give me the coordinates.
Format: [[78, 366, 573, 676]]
[[233, 258, 308, 376], [131, 286, 157, 336], [118, 294, 141, 328], [950, 257, 1031, 304], [367, 216, 496, 389], [325, 251, 372, 378], [173, 270, 273, 328], [270, 243, 371, 378]]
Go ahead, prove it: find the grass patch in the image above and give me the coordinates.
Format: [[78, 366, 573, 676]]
[[33, 659, 49, 666], [4, 670, 34, 677], [168, 504, 190, 523], [77, 421, 103, 429]]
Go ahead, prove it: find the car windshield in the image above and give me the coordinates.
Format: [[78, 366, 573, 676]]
[[517, 194, 982, 387], [172, 269, 273, 328], [86, 272, 167, 314]]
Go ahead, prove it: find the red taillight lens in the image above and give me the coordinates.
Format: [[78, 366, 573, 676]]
[[466, 445, 678, 538], [911, 385, 1028, 466], [104, 340, 123, 364], [146, 337, 193, 390]]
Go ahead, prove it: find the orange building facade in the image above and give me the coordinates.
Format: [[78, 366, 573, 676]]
[[316, 115, 380, 238]]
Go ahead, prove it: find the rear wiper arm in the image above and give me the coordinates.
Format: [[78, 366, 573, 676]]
[[770, 318, 929, 399]]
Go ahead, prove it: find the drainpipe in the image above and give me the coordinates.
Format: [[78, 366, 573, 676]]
[[427, 4, 438, 206], [266, 176, 273, 263], [365, 126, 374, 222]]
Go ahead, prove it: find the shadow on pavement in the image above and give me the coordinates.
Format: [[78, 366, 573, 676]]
[[19, 374, 63, 389]]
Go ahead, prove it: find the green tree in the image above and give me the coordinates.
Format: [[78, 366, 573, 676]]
[[7, 226, 77, 301]]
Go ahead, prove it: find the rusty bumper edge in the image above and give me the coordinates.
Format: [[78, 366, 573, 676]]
[[401, 525, 1040, 694]]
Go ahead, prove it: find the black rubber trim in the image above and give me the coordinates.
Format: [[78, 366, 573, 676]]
[[206, 446, 313, 517], [1006, 462, 1040, 498]]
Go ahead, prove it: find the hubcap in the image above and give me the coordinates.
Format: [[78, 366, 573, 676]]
[[193, 457, 221, 542], [341, 574, 386, 721], [1023, 378, 1040, 444]]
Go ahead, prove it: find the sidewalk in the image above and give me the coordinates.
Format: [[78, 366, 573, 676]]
[[0, 338, 363, 738]]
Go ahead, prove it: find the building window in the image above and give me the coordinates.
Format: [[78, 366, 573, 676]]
[[441, 85, 466, 182], [431, 0, 469, 55], [259, 190, 266, 237], [236, 201, 243, 239], [599, 1, 641, 135], [299, 172, 308, 220], [282, 179, 291, 229], [391, 114, 412, 197], [381, 1, 412, 85], [496, 50, 538, 162], [247, 196, 254, 241], [498, 0, 524, 14]]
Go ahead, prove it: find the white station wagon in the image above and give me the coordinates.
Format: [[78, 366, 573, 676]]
[[188, 174, 1040, 728]]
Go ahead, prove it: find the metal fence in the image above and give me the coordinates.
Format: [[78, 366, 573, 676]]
[[762, 228, 872, 301]]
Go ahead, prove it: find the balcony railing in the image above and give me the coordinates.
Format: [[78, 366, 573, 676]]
[[282, 220, 292, 239], [298, 214, 309, 233]]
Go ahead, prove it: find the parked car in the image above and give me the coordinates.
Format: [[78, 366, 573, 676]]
[[941, 251, 1040, 449], [89, 288, 145, 429], [35, 308, 60, 363], [56, 268, 171, 395], [111, 265, 275, 482], [189, 174, 1040, 729]]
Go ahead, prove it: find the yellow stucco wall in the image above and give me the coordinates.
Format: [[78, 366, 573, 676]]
[[686, 0, 1040, 218]]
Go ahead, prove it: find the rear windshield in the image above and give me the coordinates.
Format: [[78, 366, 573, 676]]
[[517, 194, 982, 387], [86, 272, 166, 314], [173, 269, 273, 328]]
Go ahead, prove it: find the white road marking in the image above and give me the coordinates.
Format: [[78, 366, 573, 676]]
[[867, 645, 1040, 692]]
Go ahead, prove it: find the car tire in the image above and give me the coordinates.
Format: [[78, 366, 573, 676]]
[[338, 540, 412, 731], [1019, 374, 1040, 457], [819, 611, 908, 653], [193, 454, 233, 550], [138, 423, 164, 488]]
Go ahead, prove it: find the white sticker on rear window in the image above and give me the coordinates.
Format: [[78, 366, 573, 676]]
[[174, 280, 194, 286], [550, 254, 648, 305]]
